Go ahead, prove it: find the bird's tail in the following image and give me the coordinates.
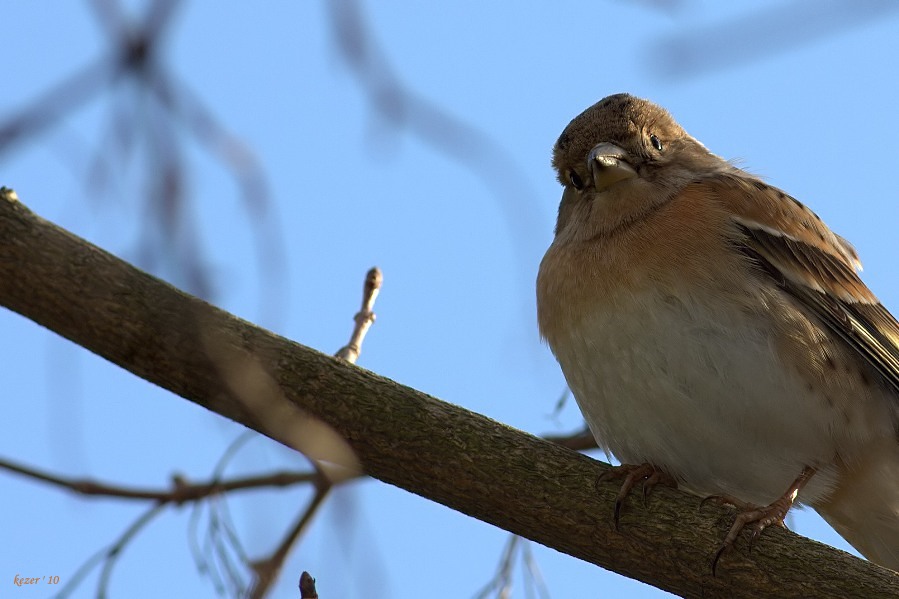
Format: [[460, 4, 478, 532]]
[[814, 440, 899, 571]]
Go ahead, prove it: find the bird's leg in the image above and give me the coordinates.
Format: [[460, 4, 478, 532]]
[[597, 463, 678, 530], [704, 466, 817, 575]]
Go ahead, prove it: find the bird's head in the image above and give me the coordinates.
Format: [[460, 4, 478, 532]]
[[551, 94, 726, 239]]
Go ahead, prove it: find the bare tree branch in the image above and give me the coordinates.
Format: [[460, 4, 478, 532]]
[[0, 0, 285, 321], [0, 456, 319, 503], [327, 0, 543, 303], [649, 0, 899, 78], [249, 475, 330, 599], [1, 187, 896, 598], [249, 266, 382, 598]]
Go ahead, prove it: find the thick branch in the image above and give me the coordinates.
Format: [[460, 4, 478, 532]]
[[0, 188, 895, 598]]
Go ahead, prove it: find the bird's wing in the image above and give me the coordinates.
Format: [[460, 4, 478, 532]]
[[708, 174, 899, 394]]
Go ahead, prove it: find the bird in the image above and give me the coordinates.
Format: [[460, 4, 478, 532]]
[[536, 93, 899, 571]]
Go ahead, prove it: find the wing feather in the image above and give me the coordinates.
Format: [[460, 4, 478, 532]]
[[708, 175, 899, 394]]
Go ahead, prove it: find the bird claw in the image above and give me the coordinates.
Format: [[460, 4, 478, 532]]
[[699, 492, 751, 512], [706, 467, 815, 576], [600, 465, 815, 576], [643, 470, 672, 503], [597, 463, 677, 530], [709, 498, 790, 575]]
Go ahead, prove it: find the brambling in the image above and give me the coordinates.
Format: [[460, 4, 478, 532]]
[[537, 93, 899, 571]]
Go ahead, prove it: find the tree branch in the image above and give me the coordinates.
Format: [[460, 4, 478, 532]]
[[0, 455, 318, 503], [0, 188, 895, 598]]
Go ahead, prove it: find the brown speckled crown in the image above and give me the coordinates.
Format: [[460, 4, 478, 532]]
[[552, 94, 687, 181]]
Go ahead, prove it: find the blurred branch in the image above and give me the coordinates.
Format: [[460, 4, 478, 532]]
[[2, 188, 895, 598], [0, 61, 116, 153], [473, 536, 550, 599], [0, 0, 285, 320], [54, 503, 166, 598], [327, 0, 543, 296], [543, 428, 597, 452], [0, 0, 176, 155], [650, 0, 899, 78]]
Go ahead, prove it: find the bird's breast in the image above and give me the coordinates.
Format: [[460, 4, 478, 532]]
[[544, 277, 846, 503]]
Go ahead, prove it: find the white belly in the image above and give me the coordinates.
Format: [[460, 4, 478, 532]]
[[553, 289, 848, 505]]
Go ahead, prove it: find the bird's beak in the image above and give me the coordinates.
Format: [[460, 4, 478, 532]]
[[588, 142, 638, 191]]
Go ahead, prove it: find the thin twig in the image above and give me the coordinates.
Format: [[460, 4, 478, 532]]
[[51, 503, 166, 599], [474, 536, 551, 599], [520, 540, 551, 599], [249, 476, 331, 599], [96, 504, 168, 599], [474, 535, 520, 599], [336, 267, 383, 363], [248, 267, 383, 598], [187, 431, 258, 591], [0, 456, 318, 502]]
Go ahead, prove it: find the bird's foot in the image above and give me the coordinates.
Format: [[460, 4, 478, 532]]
[[597, 463, 677, 530], [702, 466, 817, 575]]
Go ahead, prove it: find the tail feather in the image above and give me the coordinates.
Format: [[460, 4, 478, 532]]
[[814, 441, 899, 570]]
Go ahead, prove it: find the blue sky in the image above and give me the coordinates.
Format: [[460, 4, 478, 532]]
[[2, 1, 898, 597]]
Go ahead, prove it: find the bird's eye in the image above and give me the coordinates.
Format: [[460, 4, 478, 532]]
[[649, 134, 663, 152], [568, 170, 584, 190]]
